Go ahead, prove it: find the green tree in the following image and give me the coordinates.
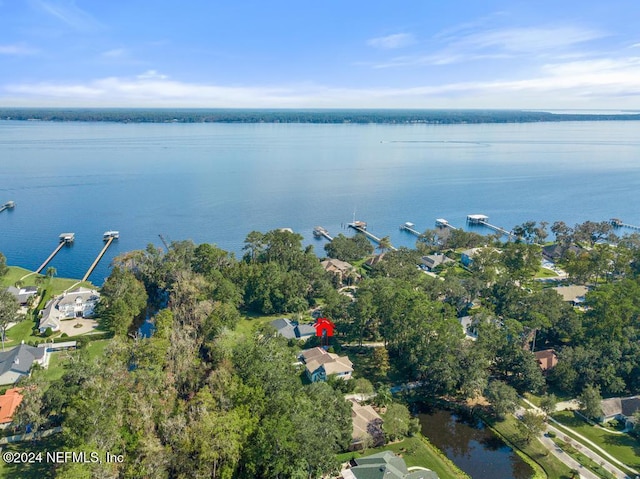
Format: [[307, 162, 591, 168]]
[[485, 380, 518, 419], [324, 233, 373, 262], [0, 252, 8, 278], [517, 410, 546, 444], [377, 236, 393, 253], [97, 266, 148, 335], [578, 384, 603, 420], [0, 289, 19, 351], [539, 394, 558, 417], [383, 403, 411, 441]]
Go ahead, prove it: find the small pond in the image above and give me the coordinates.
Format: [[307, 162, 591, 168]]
[[418, 408, 534, 479]]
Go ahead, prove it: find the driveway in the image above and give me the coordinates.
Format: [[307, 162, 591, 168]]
[[58, 318, 99, 336]]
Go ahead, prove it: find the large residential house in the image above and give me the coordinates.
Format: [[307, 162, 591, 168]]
[[5, 286, 38, 307], [0, 344, 49, 385], [350, 399, 384, 450], [39, 287, 100, 333], [552, 285, 588, 306], [600, 396, 640, 428], [321, 258, 360, 284], [421, 253, 453, 271], [534, 349, 558, 373], [269, 318, 316, 341], [299, 347, 353, 382], [342, 451, 438, 479]]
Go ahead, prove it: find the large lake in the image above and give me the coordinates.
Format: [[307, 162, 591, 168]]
[[0, 120, 639, 283]]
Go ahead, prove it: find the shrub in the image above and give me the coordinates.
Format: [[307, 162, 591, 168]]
[[44, 327, 53, 337]]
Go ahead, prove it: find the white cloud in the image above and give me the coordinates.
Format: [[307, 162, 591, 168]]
[[454, 26, 605, 53], [3, 58, 640, 109], [0, 43, 38, 55], [102, 48, 126, 58], [367, 33, 415, 50]]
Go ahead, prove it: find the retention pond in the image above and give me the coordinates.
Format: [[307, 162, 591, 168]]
[[418, 408, 534, 479]]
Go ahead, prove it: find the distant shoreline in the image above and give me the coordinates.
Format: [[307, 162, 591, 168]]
[[1, 108, 640, 124]]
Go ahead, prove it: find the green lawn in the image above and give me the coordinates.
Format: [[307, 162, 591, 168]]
[[535, 267, 558, 278], [485, 414, 573, 479], [0, 434, 63, 479], [337, 435, 470, 479], [552, 411, 640, 470], [83, 339, 111, 361]]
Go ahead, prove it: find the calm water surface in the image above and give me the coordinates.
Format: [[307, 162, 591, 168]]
[[0, 120, 639, 283], [419, 409, 534, 479]]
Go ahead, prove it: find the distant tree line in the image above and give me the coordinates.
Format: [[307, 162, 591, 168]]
[[2, 108, 640, 124]]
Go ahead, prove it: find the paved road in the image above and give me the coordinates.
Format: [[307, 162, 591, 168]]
[[520, 397, 636, 479], [537, 430, 601, 479]]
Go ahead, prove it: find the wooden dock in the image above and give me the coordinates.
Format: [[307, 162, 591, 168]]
[[610, 218, 640, 230], [82, 236, 115, 282], [348, 222, 397, 251], [435, 218, 457, 230], [400, 222, 420, 236], [466, 214, 512, 238], [0, 201, 15, 213], [36, 242, 66, 274], [313, 226, 333, 241]]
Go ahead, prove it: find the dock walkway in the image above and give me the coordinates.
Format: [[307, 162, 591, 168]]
[[400, 222, 420, 236], [348, 223, 397, 251], [82, 237, 114, 282]]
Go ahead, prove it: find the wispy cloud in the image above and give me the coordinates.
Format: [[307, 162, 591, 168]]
[[4, 59, 640, 109], [0, 43, 38, 55], [367, 33, 415, 50], [29, 0, 103, 32], [102, 48, 126, 58], [452, 26, 605, 54]]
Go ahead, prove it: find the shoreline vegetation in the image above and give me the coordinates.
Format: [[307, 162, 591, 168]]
[[1, 108, 640, 124]]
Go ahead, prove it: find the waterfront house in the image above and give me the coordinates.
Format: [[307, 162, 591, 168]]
[[321, 258, 360, 284], [342, 451, 439, 479], [0, 343, 49, 385], [269, 318, 315, 341], [0, 388, 23, 428], [5, 286, 38, 307], [542, 243, 584, 262], [38, 287, 100, 333], [600, 396, 640, 428], [299, 347, 353, 382], [421, 253, 454, 271], [460, 248, 482, 267], [350, 399, 384, 450]]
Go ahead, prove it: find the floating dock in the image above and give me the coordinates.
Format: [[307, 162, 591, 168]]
[[313, 226, 333, 241], [82, 233, 118, 282], [610, 218, 640, 230], [466, 214, 512, 238], [348, 221, 397, 251], [0, 201, 15, 213], [435, 218, 457, 230], [399, 222, 420, 236], [35, 233, 74, 274]]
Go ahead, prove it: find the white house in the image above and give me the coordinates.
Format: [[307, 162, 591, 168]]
[[39, 287, 100, 333]]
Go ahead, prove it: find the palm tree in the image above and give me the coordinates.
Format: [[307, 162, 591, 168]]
[[46, 266, 57, 280], [377, 236, 392, 253]]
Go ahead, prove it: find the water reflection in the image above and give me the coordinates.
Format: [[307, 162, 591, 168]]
[[418, 407, 533, 479]]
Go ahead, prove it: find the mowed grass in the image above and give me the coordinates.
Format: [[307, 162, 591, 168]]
[[0, 434, 63, 479], [337, 435, 469, 479], [485, 414, 573, 479], [552, 410, 640, 470]]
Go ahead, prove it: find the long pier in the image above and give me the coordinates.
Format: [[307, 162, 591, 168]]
[[82, 237, 114, 282], [348, 222, 397, 251], [400, 222, 420, 236], [610, 218, 640, 230], [36, 242, 66, 274], [467, 214, 512, 238]]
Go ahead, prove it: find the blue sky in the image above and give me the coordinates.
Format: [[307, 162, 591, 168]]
[[1, 0, 640, 109]]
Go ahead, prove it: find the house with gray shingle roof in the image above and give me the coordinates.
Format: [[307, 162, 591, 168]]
[[0, 343, 49, 385], [269, 318, 316, 341], [600, 396, 640, 428], [299, 347, 353, 382], [38, 287, 100, 334]]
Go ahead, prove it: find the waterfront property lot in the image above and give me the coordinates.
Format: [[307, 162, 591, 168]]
[[337, 435, 468, 479], [552, 410, 640, 470]]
